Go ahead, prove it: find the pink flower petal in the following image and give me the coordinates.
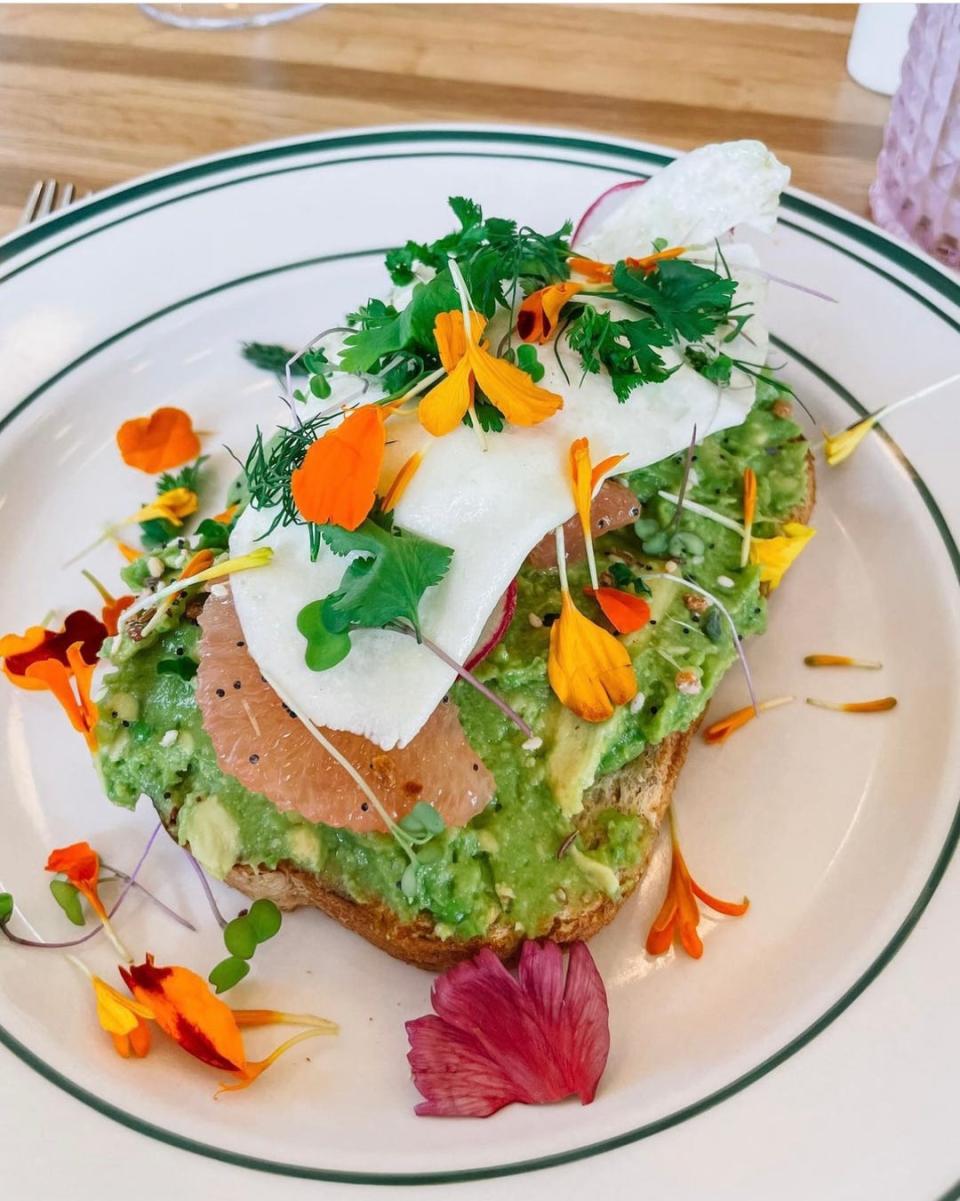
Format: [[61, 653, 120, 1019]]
[[405, 941, 610, 1118]]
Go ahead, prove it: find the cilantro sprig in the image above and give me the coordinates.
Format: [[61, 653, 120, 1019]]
[[564, 256, 748, 402], [296, 511, 454, 674]]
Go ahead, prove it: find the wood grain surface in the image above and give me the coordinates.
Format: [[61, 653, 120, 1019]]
[[0, 2, 891, 234]]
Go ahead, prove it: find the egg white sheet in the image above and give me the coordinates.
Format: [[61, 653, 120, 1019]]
[[230, 141, 788, 749]]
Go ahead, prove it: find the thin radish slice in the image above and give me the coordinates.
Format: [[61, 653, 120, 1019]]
[[465, 580, 518, 670], [572, 179, 646, 246]]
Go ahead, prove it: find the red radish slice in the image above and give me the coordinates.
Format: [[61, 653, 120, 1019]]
[[572, 178, 646, 246], [465, 580, 518, 671]]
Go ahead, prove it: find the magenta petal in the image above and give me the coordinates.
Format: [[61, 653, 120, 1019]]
[[406, 941, 610, 1118]]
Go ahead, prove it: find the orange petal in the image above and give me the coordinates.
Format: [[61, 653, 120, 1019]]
[[116, 540, 142, 563], [467, 341, 563, 428], [587, 586, 651, 635], [568, 256, 613, 283], [116, 406, 201, 474], [625, 245, 687, 274], [418, 356, 474, 437], [213, 503, 239, 525], [548, 590, 637, 722], [178, 548, 216, 580], [102, 594, 134, 637], [689, 880, 750, 917], [24, 658, 88, 738], [120, 955, 247, 1073], [382, 451, 424, 513], [742, 467, 757, 527], [291, 404, 387, 531], [434, 309, 486, 373], [569, 437, 594, 541], [590, 453, 628, 492], [703, 704, 757, 744]]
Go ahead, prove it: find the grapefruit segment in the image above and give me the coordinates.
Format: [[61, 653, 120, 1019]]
[[196, 590, 495, 834]]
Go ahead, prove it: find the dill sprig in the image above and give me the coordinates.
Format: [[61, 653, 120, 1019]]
[[240, 411, 336, 542]]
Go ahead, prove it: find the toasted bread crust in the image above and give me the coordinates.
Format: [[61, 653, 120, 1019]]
[[179, 452, 815, 971]]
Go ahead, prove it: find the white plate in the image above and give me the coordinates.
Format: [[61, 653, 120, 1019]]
[[1, 126, 959, 1197]]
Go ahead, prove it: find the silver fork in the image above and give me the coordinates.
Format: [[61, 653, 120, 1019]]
[[18, 179, 92, 227]]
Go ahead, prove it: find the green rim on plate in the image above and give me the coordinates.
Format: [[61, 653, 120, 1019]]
[[0, 127, 958, 1185]]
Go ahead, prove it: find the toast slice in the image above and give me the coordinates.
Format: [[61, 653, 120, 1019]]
[[176, 453, 815, 972]]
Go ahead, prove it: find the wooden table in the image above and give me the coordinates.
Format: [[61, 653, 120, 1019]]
[[0, 3, 891, 234]]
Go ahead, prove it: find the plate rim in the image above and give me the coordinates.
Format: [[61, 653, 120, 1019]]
[[1, 123, 958, 1185]]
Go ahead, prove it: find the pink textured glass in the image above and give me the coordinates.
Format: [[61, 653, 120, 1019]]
[[870, 5, 960, 270]]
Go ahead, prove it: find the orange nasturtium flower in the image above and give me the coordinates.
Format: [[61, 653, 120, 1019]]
[[646, 816, 749, 958], [116, 406, 201, 474], [749, 522, 815, 591], [516, 282, 582, 344], [291, 404, 390, 531], [1, 610, 106, 691], [46, 842, 109, 920], [26, 644, 100, 749], [119, 955, 337, 1092], [418, 310, 563, 438]]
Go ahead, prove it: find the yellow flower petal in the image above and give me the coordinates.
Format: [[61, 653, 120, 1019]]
[[419, 356, 475, 437], [822, 417, 877, 466], [749, 522, 816, 590], [93, 976, 154, 1036], [548, 590, 637, 722], [130, 486, 199, 528], [466, 340, 563, 427]]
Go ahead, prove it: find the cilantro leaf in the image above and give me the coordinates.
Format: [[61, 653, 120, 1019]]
[[319, 515, 453, 637], [464, 397, 505, 434], [686, 348, 734, 387], [449, 196, 483, 229], [242, 342, 309, 376], [568, 306, 674, 401], [157, 456, 207, 496], [613, 259, 739, 342]]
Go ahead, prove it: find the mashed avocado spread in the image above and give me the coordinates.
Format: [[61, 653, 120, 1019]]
[[98, 388, 808, 942]]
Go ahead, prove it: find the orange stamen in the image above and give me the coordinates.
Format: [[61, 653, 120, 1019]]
[[703, 696, 794, 745], [803, 654, 882, 669], [116, 406, 201, 474], [805, 696, 897, 713]]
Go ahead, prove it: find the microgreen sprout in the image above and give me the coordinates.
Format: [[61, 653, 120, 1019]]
[[209, 898, 283, 995]]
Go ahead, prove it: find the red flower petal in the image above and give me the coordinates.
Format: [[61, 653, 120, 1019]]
[[405, 941, 610, 1118], [3, 609, 107, 678]]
